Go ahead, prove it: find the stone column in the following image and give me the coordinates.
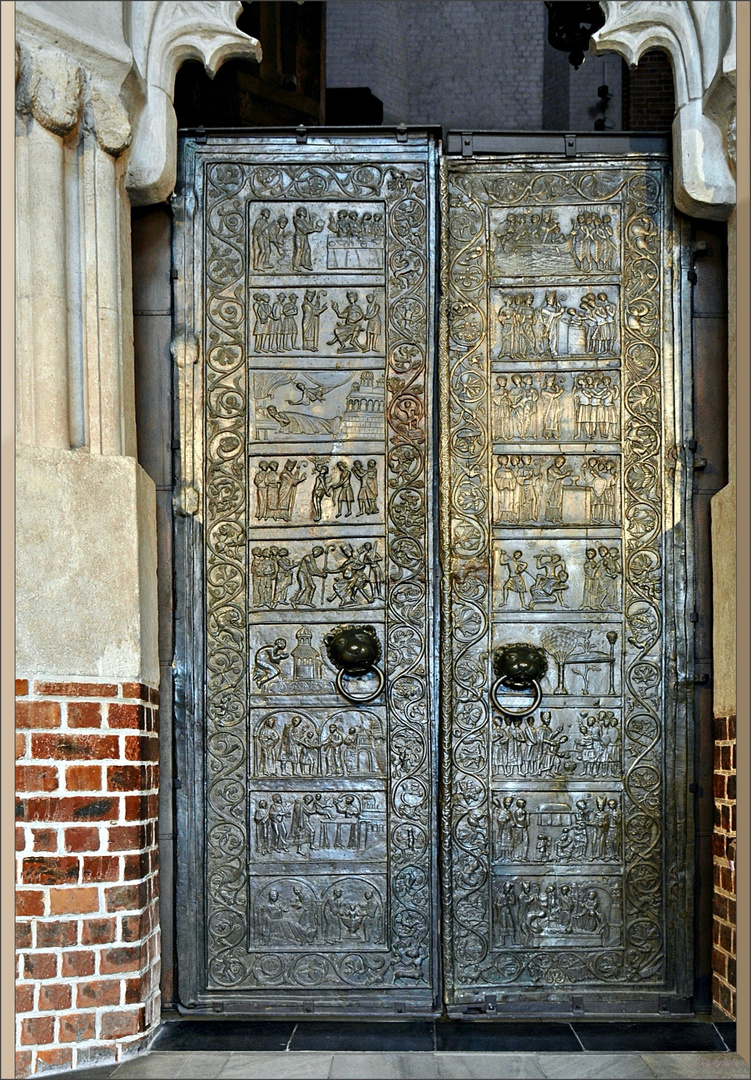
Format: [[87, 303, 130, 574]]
[[14, 3, 259, 1076]]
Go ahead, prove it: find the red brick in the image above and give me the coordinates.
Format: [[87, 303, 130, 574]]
[[76, 979, 122, 1008], [67, 764, 103, 791], [49, 886, 99, 915], [20, 795, 120, 822], [34, 680, 118, 697], [16, 701, 61, 729], [61, 949, 96, 977], [108, 765, 146, 791], [713, 945, 727, 976], [23, 952, 58, 979], [108, 703, 143, 729], [33, 827, 59, 852], [16, 678, 29, 696], [16, 764, 59, 793], [713, 774, 726, 800], [720, 865, 735, 894], [121, 913, 147, 942], [714, 716, 728, 740], [101, 1009, 143, 1038], [36, 1047, 74, 1070], [58, 1012, 96, 1042], [106, 882, 147, 911], [123, 851, 150, 881], [16, 889, 45, 916], [82, 855, 119, 882], [121, 682, 150, 701], [728, 716, 736, 739], [22, 856, 79, 885], [150, 687, 159, 705], [31, 733, 120, 760], [16, 826, 26, 851], [64, 826, 102, 852], [37, 919, 78, 947], [16, 921, 33, 949], [720, 744, 731, 771], [16, 1050, 33, 1077], [712, 832, 726, 858], [124, 794, 158, 821], [38, 982, 73, 1010], [81, 917, 118, 944], [68, 701, 103, 728], [16, 732, 26, 758], [125, 734, 159, 761], [99, 945, 142, 973], [727, 773, 736, 801], [20, 1015, 55, 1045], [728, 956, 736, 988], [108, 825, 146, 851], [16, 983, 34, 1013]]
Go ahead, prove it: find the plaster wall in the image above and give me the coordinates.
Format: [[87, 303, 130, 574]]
[[16, 448, 159, 684]]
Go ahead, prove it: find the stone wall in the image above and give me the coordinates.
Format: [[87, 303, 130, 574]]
[[15, 679, 160, 1077]]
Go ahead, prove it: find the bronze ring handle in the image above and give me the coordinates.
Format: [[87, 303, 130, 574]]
[[324, 624, 384, 704], [490, 643, 548, 719]]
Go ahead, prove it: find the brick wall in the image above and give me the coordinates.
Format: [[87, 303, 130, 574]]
[[712, 714, 737, 1018], [15, 679, 160, 1077], [626, 48, 675, 130]]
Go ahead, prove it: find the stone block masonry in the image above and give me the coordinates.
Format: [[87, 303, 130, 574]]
[[712, 714, 737, 1019], [15, 679, 160, 1078]]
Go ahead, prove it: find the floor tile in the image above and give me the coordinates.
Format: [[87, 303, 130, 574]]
[[63, 1069, 120, 1080], [716, 1024, 738, 1051], [151, 1020, 296, 1052], [328, 1052, 441, 1079], [641, 1052, 751, 1079], [435, 1023, 579, 1054], [217, 1052, 335, 1079], [175, 1052, 233, 1078], [435, 1053, 547, 1078], [290, 1021, 435, 1052], [572, 1022, 726, 1053], [538, 1052, 657, 1078], [112, 1053, 186, 1078]]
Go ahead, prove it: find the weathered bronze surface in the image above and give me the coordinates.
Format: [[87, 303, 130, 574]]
[[440, 154, 693, 1013], [173, 135, 693, 1018], [173, 134, 438, 1014]]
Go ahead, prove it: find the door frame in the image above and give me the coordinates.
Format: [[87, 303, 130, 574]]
[[130, 128, 725, 1018]]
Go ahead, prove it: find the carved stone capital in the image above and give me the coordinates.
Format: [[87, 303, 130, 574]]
[[126, 1, 260, 205], [86, 83, 133, 157], [591, 0, 736, 218], [18, 46, 83, 136]]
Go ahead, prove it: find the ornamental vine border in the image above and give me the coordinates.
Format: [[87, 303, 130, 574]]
[[201, 158, 434, 990]]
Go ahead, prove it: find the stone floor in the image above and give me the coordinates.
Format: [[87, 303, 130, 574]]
[[45, 1021, 749, 1080], [46, 1050, 751, 1079]]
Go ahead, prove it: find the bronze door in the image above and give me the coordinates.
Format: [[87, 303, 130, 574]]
[[440, 150, 694, 1013], [173, 134, 694, 1016], [173, 134, 440, 1014]]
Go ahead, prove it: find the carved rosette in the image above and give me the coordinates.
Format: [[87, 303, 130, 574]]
[[200, 152, 434, 992], [443, 161, 675, 998]]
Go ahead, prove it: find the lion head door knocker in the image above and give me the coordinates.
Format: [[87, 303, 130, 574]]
[[324, 624, 384, 704], [491, 643, 548, 718]]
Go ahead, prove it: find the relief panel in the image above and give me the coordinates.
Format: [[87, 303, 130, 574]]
[[442, 156, 691, 1008]]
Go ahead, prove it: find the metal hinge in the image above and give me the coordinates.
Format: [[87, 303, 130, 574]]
[[195, 126, 207, 144], [396, 124, 408, 143], [296, 125, 307, 144], [565, 134, 577, 157], [461, 132, 474, 157]]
